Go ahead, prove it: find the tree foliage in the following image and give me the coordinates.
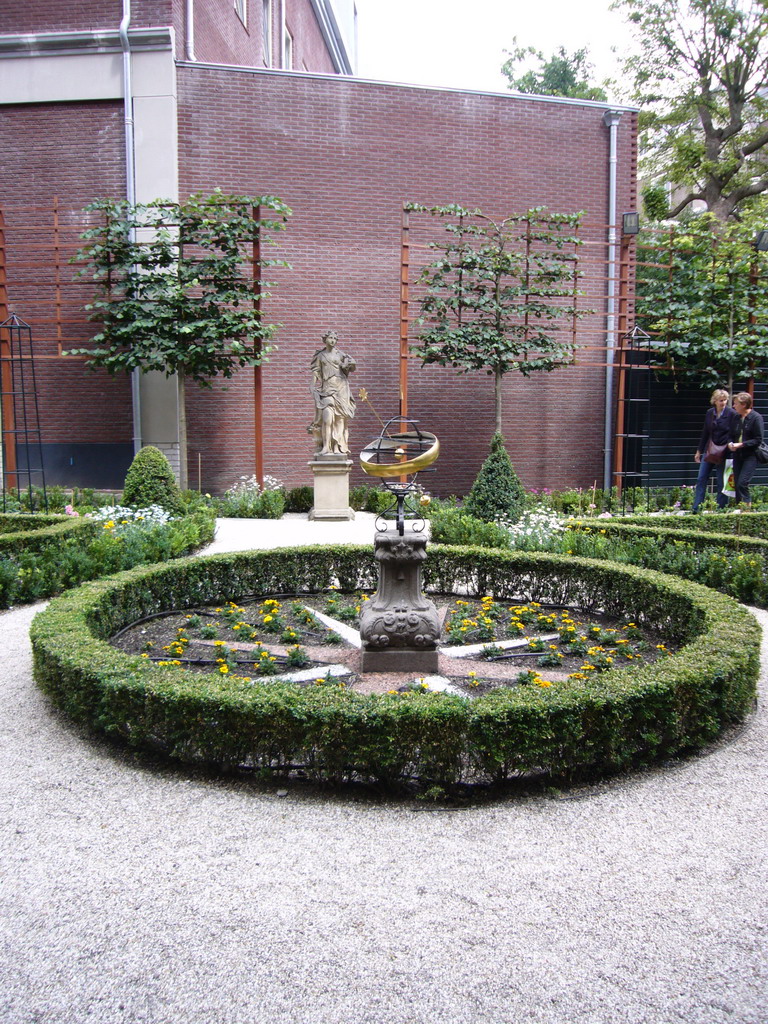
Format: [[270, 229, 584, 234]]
[[70, 190, 291, 487], [501, 41, 608, 101], [71, 191, 291, 383], [635, 219, 768, 387], [407, 203, 585, 434], [616, 0, 768, 221]]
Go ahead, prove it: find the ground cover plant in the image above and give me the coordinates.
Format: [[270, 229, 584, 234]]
[[30, 545, 759, 791]]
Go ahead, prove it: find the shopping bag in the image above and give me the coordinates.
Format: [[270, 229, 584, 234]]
[[722, 458, 736, 497]]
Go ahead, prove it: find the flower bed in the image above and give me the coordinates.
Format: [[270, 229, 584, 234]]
[[30, 545, 759, 789], [562, 519, 768, 605], [0, 509, 215, 608]]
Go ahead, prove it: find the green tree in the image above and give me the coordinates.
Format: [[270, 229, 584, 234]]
[[501, 41, 608, 101], [616, 0, 768, 221], [635, 219, 768, 389], [70, 191, 291, 487], [408, 203, 585, 434]]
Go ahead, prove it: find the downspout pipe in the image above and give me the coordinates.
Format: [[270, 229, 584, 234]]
[[603, 109, 623, 491], [185, 0, 195, 61], [120, 0, 142, 455]]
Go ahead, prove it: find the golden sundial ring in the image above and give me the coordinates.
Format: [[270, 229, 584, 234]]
[[359, 431, 440, 479]]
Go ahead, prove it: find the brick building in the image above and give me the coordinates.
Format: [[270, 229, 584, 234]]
[[0, 1, 637, 496]]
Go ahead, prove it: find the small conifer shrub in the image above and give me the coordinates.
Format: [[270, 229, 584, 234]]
[[122, 446, 183, 514], [463, 432, 526, 524]]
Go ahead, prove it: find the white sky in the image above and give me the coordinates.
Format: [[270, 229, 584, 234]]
[[353, 0, 635, 100]]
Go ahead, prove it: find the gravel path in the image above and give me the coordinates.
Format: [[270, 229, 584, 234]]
[[2, 523, 767, 1024]]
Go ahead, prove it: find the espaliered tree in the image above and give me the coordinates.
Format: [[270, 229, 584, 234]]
[[636, 219, 768, 390], [70, 190, 291, 488], [408, 203, 585, 435]]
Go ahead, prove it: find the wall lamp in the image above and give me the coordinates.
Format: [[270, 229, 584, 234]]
[[622, 212, 640, 235]]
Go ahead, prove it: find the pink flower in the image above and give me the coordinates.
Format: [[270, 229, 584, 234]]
[[64, 505, 80, 517]]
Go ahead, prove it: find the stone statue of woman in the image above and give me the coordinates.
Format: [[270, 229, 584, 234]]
[[309, 330, 356, 456]]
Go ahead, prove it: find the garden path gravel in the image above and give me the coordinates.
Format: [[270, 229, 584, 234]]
[[1, 517, 767, 1024]]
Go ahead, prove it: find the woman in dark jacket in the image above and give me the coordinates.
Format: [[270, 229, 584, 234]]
[[728, 392, 764, 506], [693, 388, 739, 511]]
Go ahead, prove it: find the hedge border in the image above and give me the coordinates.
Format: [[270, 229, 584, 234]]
[[30, 545, 759, 788], [602, 511, 768, 539], [0, 514, 100, 555], [0, 510, 215, 608]]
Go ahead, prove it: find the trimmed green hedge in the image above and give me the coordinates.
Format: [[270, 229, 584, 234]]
[[30, 545, 759, 788], [605, 511, 768, 539], [0, 514, 100, 554], [565, 519, 768, 605], [0, 511, 215, 608]]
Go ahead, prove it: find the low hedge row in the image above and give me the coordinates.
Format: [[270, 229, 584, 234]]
[[0, 510, 215, 608], [606, 511, 768, 539], [0, 514, 100, 555], [30, 545, 759, 789], [566, 519, 768, 605]]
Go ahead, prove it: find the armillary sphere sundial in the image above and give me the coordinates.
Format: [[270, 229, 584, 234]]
[[358, 417, 441, 673], [359, 417, 439, 536]]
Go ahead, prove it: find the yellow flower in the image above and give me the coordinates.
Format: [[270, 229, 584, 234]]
[[219, 665, 229, 674]]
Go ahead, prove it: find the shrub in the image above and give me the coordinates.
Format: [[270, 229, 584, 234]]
[[219, 475, 286, 519], [285, 485, 314, 513], [429, 508, 510, 548], [350, 485, 394, 516], [30, 546, 759, 790], [464, 433, 526, 524], [122, 446, 183, 514]]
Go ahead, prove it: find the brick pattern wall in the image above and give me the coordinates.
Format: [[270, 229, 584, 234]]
[[0, 0, 173, 34], [181, 0, 338, 72], [178, 68, 637, 495], [0, 102, 134, 446]]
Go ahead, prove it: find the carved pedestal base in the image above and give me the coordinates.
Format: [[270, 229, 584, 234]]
[[359, 526, 440, 674], [308, 456, 355, 521]]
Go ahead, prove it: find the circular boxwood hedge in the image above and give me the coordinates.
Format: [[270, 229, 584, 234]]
[[30, 544, 760, 788]]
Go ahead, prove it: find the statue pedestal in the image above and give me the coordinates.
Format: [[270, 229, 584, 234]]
[[359, 526, 440, 673], [308, 456, 355, 521]]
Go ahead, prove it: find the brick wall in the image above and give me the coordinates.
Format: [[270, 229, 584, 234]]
[[0, 0, 173, 34], [0, 102, 134, 446], [0, 67, 636, 497], [177, 67, 637, 495]]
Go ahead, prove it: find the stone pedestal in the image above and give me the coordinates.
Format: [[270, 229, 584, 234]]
[[308, 455, 355, 521], [359, 526, 440, 673]]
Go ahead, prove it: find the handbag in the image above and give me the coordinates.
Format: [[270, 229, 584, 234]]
[[756, 441, 768, 465], [704, 439, 728, 464], [722, 459, 736, 498]]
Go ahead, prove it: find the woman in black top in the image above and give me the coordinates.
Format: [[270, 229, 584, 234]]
[[728, 392, 764, 506], [692, 388, 739, 511]]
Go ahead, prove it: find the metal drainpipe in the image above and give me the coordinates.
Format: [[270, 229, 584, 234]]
[[185, 0, 196, 60], [120, 0, 142, 455], [603, 109, 623, 492]]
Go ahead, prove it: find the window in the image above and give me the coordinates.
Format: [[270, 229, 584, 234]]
[[262, 0, 272, 65], [234, 0, 247, 26], [283, 26, 293, 69]]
